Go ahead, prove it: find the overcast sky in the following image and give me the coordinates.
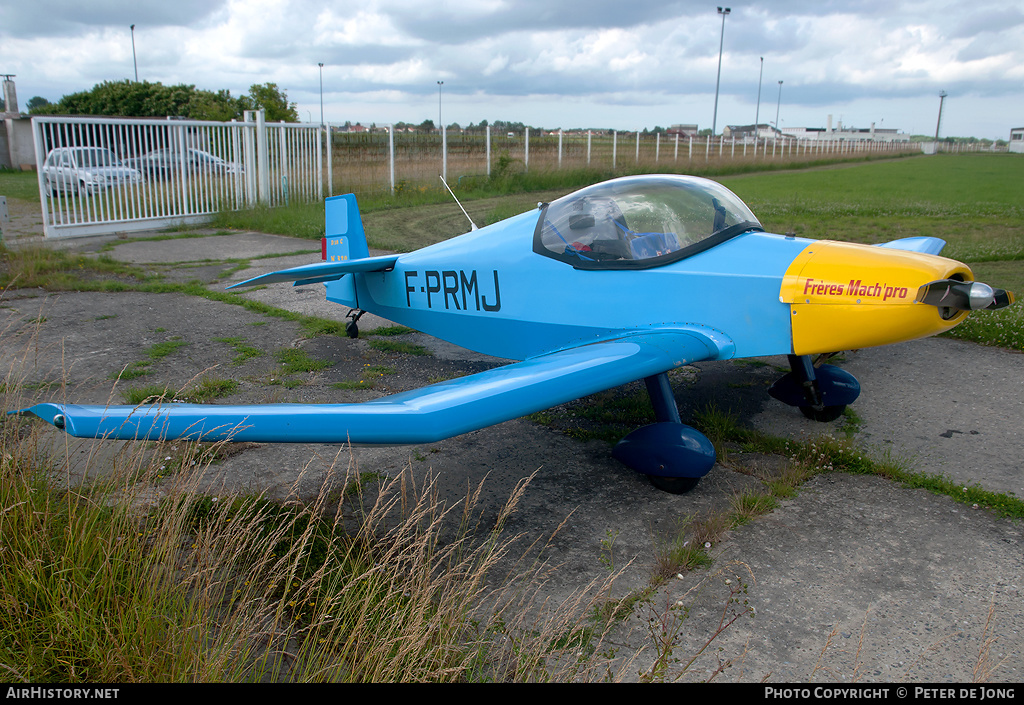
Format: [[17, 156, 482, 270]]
[[2, 0, 1022, 139]]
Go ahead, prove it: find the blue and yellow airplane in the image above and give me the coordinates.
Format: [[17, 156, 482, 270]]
[[13, 175, 1014, 493]]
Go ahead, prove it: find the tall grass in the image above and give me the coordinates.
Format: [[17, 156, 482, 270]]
[[0, 304, 631, 682], [0, 411, 634, 682]]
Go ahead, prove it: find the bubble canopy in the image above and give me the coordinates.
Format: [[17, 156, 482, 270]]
[[534, 174, 763, 269]]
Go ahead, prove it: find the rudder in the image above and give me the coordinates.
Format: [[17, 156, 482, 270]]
[[323, 194, 370, 262]]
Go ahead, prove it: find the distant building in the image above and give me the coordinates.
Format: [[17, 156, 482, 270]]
[[723, 124, 782, 141], [666, 124, 699, 138], [1010, 127, 1024, 153], [724, 117, 909, 144], [794, 123, 910, 143]]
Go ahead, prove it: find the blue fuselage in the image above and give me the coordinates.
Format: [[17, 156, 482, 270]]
[[328, 209, 812, 361]]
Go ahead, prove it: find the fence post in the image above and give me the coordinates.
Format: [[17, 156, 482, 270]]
[[587, 130, 592, 165], [525, 127, 529, 172], [255, 110, 270, 205], [442, 125, 447, 182], [389, 125, 396, 195], [176, 122, 191, 213], [486, 125, 491, 177], [558, 128, 563, 168], [326, 124, 333, 197], [612, 130, 617, 169], [636, 131, 640, 163]]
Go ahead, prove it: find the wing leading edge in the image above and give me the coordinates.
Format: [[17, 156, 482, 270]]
[[12, 329, 730, 444]]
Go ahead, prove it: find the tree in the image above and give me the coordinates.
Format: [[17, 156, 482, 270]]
[[43, 80, 239, 120], [238, 83, 299, 123], [26, 96, 52, 112]]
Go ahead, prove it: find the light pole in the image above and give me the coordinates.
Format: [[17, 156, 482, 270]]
[[934, 90, 947, 142], [754, 57, 763, 131], [774, 80, 783, 134], [711, 6, 730, 136], [130, 24, 138, 82], [318, 62, 324, 127], [437, 80, 445, 179], [437, 80, 443, 132]]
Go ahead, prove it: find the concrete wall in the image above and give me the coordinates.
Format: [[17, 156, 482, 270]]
[[0, 124, 9, 169], [3, 117, 37, 170]]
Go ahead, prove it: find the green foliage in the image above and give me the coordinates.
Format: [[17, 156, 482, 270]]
[[214, 337, 264, 365], [367, 340, 431, 356], [121, 384, 175, 405], [38, 80, 298, 122], [185, 376, 239, 403], [26, 96, 51, 112], [238, 83, 299, 123], [275, 348, 334, 374]]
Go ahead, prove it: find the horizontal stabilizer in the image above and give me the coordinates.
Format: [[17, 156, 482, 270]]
[[227, 254, 399, 289], [11, 330, 725, 444], [874, 237, 946, 256]]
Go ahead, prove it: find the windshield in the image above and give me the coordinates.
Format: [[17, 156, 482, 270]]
[[74, 149, 119, 167], [534, 174, 761, 269], [190, 150, 222, 164]]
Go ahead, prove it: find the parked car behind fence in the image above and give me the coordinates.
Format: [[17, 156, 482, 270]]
[[125, 148, 244, 181], [41, 147, 142, 197]]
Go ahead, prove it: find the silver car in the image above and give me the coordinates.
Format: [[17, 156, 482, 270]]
[[42, 147, 142, 197]]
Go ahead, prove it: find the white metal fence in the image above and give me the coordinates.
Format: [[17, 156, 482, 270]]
[[33, 111, 323, 238], [325, 126, 927, 197], [33, 112, 964, 239]]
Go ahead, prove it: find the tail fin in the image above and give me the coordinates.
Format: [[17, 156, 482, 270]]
[[323, 193, 370, 262]]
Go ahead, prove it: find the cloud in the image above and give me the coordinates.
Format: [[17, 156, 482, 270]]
[[2, 0, 1022, 137]]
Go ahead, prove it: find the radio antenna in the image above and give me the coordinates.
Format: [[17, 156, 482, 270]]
[[439, 175, 478, 231]]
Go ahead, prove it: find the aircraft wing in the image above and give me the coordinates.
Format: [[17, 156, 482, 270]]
[[874, 237, 947, 255], [11, 329, 729, 444], [226, 254, 400, 289]]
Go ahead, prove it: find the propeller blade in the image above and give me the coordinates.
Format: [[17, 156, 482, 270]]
[[987, 289, 1015, 310], [915, 279, 1004, 311]]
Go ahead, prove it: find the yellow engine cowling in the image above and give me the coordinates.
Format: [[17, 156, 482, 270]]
[[780, 240, 973, 356]]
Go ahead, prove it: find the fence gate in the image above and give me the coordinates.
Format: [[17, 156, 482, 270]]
[[32, 111, 324, 238]]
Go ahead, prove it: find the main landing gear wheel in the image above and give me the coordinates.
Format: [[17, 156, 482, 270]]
[[345, 309, 366, 339], [612, 374, 716, 495], [769, 355, 860, 423], [799, 405, 846, 422], [647, 475, 701, 495]]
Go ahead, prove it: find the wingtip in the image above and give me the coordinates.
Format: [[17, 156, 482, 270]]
[[8, 403, 67, 429]]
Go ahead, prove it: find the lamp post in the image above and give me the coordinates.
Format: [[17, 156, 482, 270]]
[[130, 24, 138, 82], [774, 80, 783, 134], [934, 90, 947, 142], [318, 62, 324, 128], [437, 81, 445, 179], [437, 80, 443, 132], [754, 57, 763, 132], [711, 6, 730, 136]]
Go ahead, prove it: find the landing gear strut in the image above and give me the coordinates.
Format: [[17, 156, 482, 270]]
[[612, 372, 715, 494], [768, 354, 860, 422]]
